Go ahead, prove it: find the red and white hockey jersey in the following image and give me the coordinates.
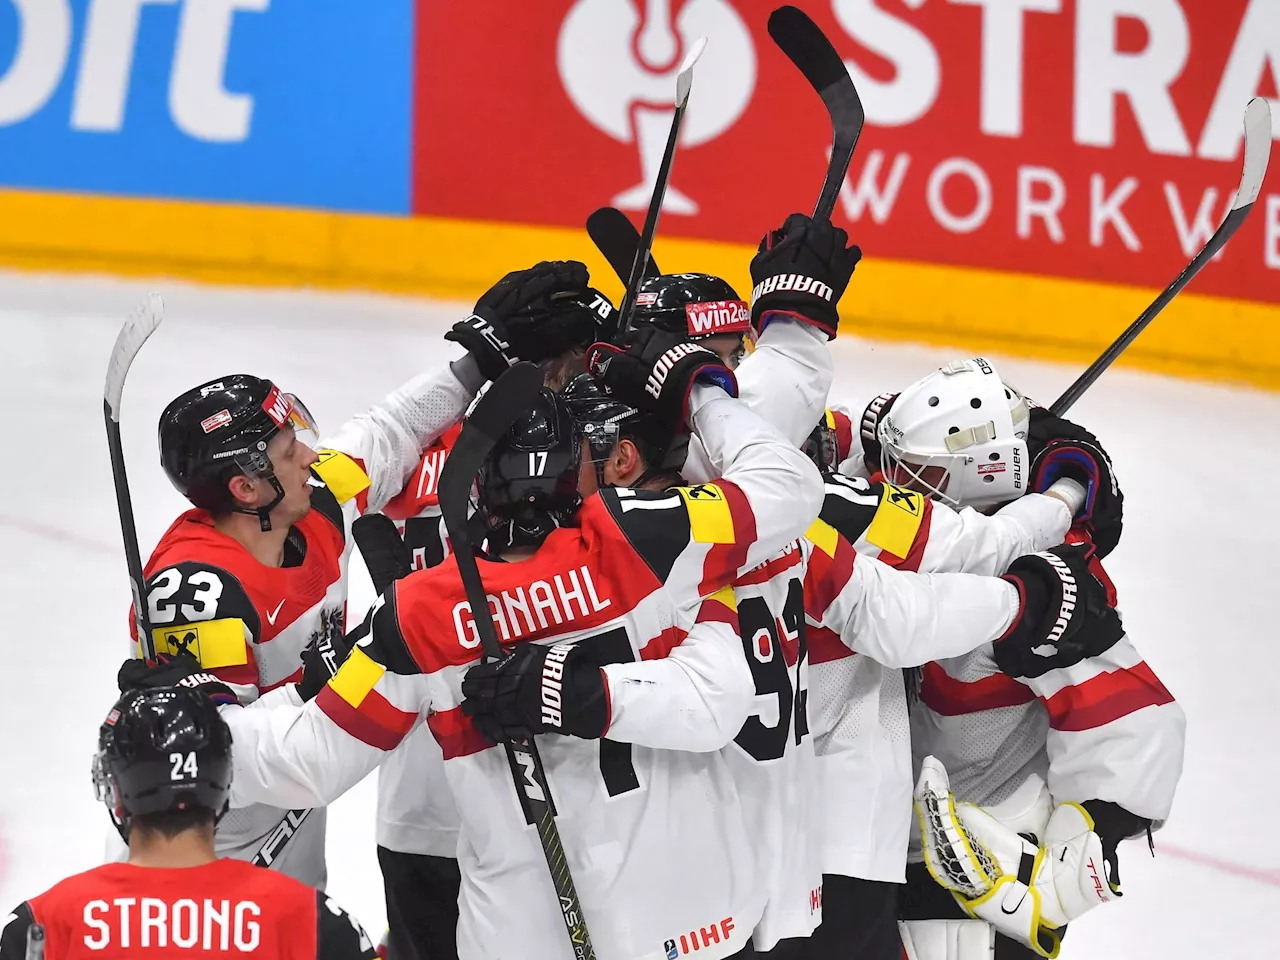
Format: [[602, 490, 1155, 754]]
[[219, 385, 823, 960], [910, 548, 1186, 848], [131, 364, 478, 885], [804, 473, 1073, 882]]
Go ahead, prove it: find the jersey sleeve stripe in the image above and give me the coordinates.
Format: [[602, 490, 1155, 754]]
[[151, 618, 249, 669], [639, 625, 690, 662], [328, 647, 386, 707], [919, 662, 1034, 716], [695, 588, 739, 626], [1041, 661, 1175, 731], [316, 684, 414, 751], [697, 480, 757, 595], [732, 548, 802, 587], [807, 624, 853, 665], [802, 532, 854, 621], [870, 496, 933, 572], [427, 705, 492, 760]]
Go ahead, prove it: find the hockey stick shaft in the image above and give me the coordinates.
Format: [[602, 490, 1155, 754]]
[[1050, 97, 1272, 416], [617, 37, 707, 334], [438, 363, 596, 959], [587, 206, 660, 288], [103, 295, 164, 660]]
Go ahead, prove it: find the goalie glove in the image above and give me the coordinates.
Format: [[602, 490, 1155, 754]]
[[914, 756, 1119, 959]]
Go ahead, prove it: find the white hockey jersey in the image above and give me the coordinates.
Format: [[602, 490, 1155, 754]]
[[133, 362, 478, 885], [218, 384, 823, 960], [804, 473, 1072, 882]]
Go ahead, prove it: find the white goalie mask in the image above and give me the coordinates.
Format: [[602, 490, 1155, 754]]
[[877, 358, 1030, 511]]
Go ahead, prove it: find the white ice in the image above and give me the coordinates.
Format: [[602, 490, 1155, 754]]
[[0, 271, 1275, 957]]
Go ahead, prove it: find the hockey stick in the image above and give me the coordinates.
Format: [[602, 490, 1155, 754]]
[[587, 206, 661, 288], [438, 362, 596, 960], [1051, 97, 1272, 416], [768, 5, 865, 221], [104, 294, 164, 661], [617, 36, 708, 334]]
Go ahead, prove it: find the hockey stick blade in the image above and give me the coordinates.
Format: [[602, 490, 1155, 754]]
[[103, 295, 164, 660], [618, 37, 707, 334], [1051, 97, 1272, 416], [586, 206, 661, 288], [768, 6, 864, 222], [436, 361, 597, 959]]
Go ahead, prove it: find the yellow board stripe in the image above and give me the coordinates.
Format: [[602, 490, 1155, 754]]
[[804, 519, 841, 559], [328, 646, 385, 708], [151, 619, 248, 669], [676, 483, 736, 544], [313, 449, 371, 505], [0, 188, 1277, 392], [865, 484, 926, 560]]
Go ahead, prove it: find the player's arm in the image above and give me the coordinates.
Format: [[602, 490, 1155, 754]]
[[803, 520, 1019, 667], [222, 591, 429, 810], [0, 903, 36, 960], [137, 561, 262, 692], [602, 589, 754, 752], [733, 318, 833, 447], [313, 892, 378, 960]]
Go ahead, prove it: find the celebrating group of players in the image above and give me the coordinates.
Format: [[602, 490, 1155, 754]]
[[2, 210, 1185, 960]]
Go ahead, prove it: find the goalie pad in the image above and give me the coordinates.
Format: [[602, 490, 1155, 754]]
[[899, 920, 993, 960], [914, 756, 1118, 959]]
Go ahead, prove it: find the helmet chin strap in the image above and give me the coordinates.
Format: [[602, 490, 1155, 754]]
[[231, 475, 286, 532]]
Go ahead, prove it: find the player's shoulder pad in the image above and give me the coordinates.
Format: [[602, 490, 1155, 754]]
[[597, 486, 696, 584], [312, 449, 371, 507], [144, 561, 257, 667], [0, 901, 35, 960], [313, 891, 378, 960]]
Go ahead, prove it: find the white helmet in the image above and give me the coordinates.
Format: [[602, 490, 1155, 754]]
[[877, 357, 1030, 510]]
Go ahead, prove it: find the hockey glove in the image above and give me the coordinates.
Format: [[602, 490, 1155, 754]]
[[298, 624, 355, 703], [117, 653, 241, 707], [915, 756, 1121, 959], [352, 514, 413, 596], [446, 260, 591, 380], [1028, 412, 1123, 558], [460, 641, 610, 743], [749, 213, 862, 339], [858, 391, 899, 476], [995, 544, 1124, 680], [586, 324, 737, 429]]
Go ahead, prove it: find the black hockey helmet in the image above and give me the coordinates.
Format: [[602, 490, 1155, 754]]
[[158, 375, 318, 530], [477, 387, 583, 554], [561, 372, 673, 483], [544, 286, 619, 353], [632, 273, 753, 351], [92, 686, 233, 840]]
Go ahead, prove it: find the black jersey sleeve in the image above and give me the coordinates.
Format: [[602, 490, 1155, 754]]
[[314, 891, 378, 960], [143, 561, 261, 671], [816, 473, 882, 542], [0, 903, 36, 960]]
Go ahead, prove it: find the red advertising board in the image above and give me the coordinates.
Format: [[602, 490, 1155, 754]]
[[415, 0, 1279, 305]]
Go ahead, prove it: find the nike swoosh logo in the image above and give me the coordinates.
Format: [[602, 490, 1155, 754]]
[[265, 599, 287, 625]]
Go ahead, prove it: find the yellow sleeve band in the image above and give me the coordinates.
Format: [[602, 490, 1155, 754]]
[[149, 619, 248, 669], [328, 646, 386, 708], [804, 518, 840, 559], [675, 483, 736, 544], [313, 449, 372, 505], [865, 483, 926, 559]]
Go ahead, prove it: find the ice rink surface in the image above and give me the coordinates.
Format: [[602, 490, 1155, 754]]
[[0, 271, 1275, 957]]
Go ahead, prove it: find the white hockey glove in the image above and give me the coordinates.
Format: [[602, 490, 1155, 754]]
[[914, 756, 1119, 959]]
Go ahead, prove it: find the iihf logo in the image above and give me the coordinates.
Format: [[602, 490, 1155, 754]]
[[557, 0, 756, 215]]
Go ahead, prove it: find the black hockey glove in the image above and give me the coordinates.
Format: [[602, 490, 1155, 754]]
[[1027, 409, 1123, 558], [586, 324, 737, 430], [445, 260, 590, 381], [858, 391, 899, 475], [352, 514, 413, 596], [117, 653, 239, 707], [995, 544, 1124, 680], [460, 641, 610, 743], [749, 213, 862, 339], [298, 625, 355, 703]]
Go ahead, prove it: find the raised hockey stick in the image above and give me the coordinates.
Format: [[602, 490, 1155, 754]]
[[586, 206, 661, 288], [767, 5, 865, 221], [618, 36, 708, 334], [438, 362, 596, 960], [1051, 97, 1272, 416], [104, 294, 164, 661]]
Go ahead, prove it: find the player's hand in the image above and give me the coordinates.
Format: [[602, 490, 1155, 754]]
[[996, 544, 1124, 680], [298, 627, 355, 703], [1027, 409, 1123, 558], [117, 653, 240, 707], [586, 324, 737, 429], [446, 260, 590, 380], [749, 213, 862, 339], [460, 641, 610, 743]]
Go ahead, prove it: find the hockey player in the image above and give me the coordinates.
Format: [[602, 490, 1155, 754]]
[[628, 272, 756, 369], [371, 288, 621, 960], [874, 363, 1184, 960], [130, 323, 826, 960], [0, 686, 376, 960], [131, 260, 596, 884]]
